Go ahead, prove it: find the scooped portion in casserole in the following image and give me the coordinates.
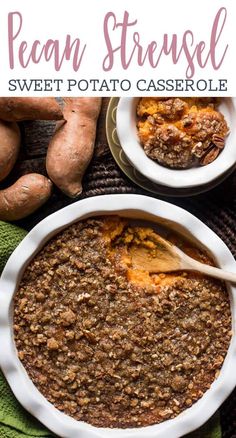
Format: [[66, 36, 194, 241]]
[[137, 97, 229, 168], [14, 217, 231, 428]]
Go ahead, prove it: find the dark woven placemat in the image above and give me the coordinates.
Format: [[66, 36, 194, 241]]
[[0, 98, 235, 436]]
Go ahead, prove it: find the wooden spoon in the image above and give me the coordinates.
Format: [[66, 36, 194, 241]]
[[130, 233, 236, 283]]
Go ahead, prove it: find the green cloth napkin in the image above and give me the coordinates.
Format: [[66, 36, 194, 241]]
[[0, 220, 221, 438]]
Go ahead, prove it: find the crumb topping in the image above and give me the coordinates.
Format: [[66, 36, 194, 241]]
[[137, 97, 229, 168], [14, 217, 231, 428]]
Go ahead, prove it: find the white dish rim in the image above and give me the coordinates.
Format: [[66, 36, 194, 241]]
[[116, 97, 236, 188], [0, 194, 235, 438]]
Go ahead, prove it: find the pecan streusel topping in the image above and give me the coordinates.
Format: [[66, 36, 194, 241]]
[[14, 217, 231, 428], [137, 97, 229, 168]]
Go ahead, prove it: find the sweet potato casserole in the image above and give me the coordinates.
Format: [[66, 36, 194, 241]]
[[14, 217, 231, 428], [137, 97, 229, 168]]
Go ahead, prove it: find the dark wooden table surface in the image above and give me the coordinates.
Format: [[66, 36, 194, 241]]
[[1, 97, 236, 436]]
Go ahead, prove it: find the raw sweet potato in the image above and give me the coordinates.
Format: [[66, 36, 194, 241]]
[[0, 120, 21, 182], [0, 97, 63, 121], [46, 97, 102, 197], [0, 173, 52, 221]]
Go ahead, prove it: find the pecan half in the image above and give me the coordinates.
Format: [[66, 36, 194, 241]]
[[200, 146, 220, 166], [212, 134, 225, 149]]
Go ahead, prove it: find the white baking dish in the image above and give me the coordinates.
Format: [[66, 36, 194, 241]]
[[0, 194, 236, 438]]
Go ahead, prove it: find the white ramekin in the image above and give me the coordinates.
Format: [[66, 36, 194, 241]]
[[0, 194, 236, 438], [116, 98, 236, 189]]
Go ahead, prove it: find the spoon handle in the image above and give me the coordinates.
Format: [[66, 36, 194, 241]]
[[179, 251, 236, 283]]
